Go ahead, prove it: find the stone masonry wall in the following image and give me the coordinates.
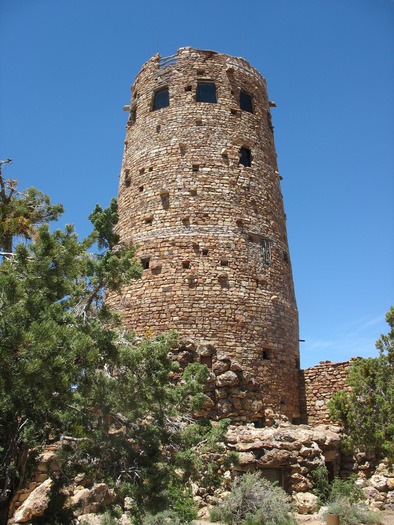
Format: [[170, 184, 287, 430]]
[[300, 360, 354, 425], [106, 47, 301, 423]]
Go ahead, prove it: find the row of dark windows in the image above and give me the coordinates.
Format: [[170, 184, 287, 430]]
[[151, 82, 253, 112]]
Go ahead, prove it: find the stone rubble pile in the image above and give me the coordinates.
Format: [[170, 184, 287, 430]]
[[8, 419, 394, 522]]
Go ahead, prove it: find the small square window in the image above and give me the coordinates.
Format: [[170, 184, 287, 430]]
[[239, 147, 252, 167], [196, 82, 217, 103], [153, 87, 169, 110], [220, 259, 229, 267], [200, 355, 212, 368], [192, 165, 199, 172], [240, 91, 253, 113], [182, 261, 190, 269], [140, 257, 151, 270], [202, 249, 208, 256]]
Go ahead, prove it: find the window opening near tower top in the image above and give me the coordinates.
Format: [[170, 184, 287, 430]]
[[196, 81, 217, 103], [153, 87, 169, 110], [240, 90, 253, 113], [239, 147, 252, 167]]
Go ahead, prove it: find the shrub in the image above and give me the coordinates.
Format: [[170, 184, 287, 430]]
[[326, 496, 380, 525], [311, 466, 330, 505], [210, 472, 295, 525], [329, 475, 363, 504], [142, 510, 183, 525], [100, 512, 120, 525]]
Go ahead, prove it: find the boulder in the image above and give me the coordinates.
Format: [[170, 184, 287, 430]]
[[370, 474, 388, 491], [293, 492, 319, 514], [212, 360, 230, 375], [216, 371, 239, 387], [79, 514, 102, 525], [13, 478, 53, 523]]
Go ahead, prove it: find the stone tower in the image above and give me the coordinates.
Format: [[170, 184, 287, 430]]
[[110, 47, 300, 424]]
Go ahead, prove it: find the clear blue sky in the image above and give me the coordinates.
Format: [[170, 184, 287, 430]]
[[1, 0, 393, 368]]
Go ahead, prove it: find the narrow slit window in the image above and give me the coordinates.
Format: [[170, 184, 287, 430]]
[[129, 109, 136, 124], [196, 81, 217, 103], [124, 169, 130, 187], [260, 238, 272, 265], [153, 87, 169, 110], [239, 147, 252, 167], [160, 192, 170, 210], [240, 91, 253, 113], [262, 349, 270, 360]]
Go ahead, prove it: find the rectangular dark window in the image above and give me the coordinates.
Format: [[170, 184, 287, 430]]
[[239, 147, 251, 167], [153, 87, 169, 110], [240, 91, 253, 113], [196, 82, 217, 103]]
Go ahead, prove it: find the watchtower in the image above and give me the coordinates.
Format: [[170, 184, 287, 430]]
[[109, 47, 301, 423]]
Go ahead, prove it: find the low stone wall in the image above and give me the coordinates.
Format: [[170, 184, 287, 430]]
[[300, 359, 357, 425]]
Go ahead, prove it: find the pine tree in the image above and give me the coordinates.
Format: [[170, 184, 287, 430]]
[[0, 175, 232, 524], [329, 308, 394, 460], [0, 160, 63, 254]]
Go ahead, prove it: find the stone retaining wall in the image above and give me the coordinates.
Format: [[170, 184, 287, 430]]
[[300, 360, 356, 425]]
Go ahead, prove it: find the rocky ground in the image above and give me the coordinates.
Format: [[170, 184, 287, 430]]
[[295, 510, 394, 524], [195, 512, 394, 525]]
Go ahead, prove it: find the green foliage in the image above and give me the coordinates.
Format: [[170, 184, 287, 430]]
[[329, 308, 394, 460], [312, 467, 365, 508], [142, 510, 183, 525], [175, 418, 237, 489], [210, 472, 295, 525], [326, 497, 380, 525], [329, 475, 363, 504], [100, 511, 121, 525], [0, 176, 235, 523], [311, 466, 330, 505], [0, 171, 63, 253]]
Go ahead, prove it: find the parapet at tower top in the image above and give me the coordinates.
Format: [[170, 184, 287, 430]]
[[133, 47, 267, 89]]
